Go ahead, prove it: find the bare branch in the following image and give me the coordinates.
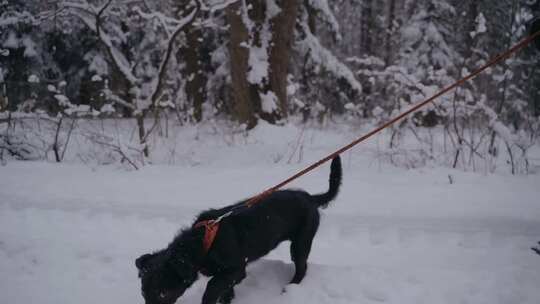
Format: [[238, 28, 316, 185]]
[[149, 2, 200, 109], [81, 131, 140, 170], [96, 0, 114, 37], [60, 118, 77, 161], [62, 0, 138, 84], [103, 87, 136, 110]]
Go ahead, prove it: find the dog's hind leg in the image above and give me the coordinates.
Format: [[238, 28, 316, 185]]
[[289, 209, 320, 284], [202, 267, 246, 304]]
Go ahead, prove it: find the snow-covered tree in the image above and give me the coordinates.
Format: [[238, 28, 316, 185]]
[[225, 0, 300, 128], [290, 0, 364, 123], [224, 0, 363, 128], [57, 0, 201, 156], [0, 0, 41, 111]]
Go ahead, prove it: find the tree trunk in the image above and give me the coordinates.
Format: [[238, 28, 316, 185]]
[[266, 0, 299, 121], [488, 0, 517, 156], [178, 1, 206, 123], [361, 0, 374, 55], [384, 0, 396, 66], [185, 28, 206, 122], [227, 0, 298, 129], [227, 1, 258, 129], [53, 117, 63, 163], [136, 114, 149, 157]]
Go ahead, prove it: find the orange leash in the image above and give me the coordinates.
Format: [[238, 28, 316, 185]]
[[194, 220, 220, 254], [245, 30, 540, 207]]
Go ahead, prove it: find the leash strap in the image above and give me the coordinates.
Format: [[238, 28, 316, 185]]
[[194, 220, 220, 254]]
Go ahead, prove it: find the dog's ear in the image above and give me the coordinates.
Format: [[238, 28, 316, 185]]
[[135, 253, 153, 270]]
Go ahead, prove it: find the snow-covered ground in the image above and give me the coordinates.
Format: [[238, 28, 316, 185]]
[[1, 123, 540, 304]]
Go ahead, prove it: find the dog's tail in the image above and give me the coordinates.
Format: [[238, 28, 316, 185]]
[[312, 155, 342, 209]]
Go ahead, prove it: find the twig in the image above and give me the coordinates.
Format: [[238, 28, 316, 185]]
[[287, 125, 306, 164], [60, 118, 77, 161], [53, 117, 63, 162], [149, 2, 200, 110], [82, 131, 140, 170], [0, 111, 12, 163]]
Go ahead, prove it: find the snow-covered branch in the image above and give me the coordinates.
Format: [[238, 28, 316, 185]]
[[61, 1, 138, 84], [131, 6, 187, 37], [96, 0, 114, 37], [297, 14, 362, 95], [149, 2, 200, 109], [306, 0, 341, 40], [62, 0, 203, 113], [203, 0, 241, 13], [0, 11, 38, 27]]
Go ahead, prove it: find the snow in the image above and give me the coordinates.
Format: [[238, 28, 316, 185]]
[[248, 45, 270, 85], [470, 13, 487, 39], [372, 106, 384, 117], [64, 104, 92, 116], [1, 122, 540, 304], [346, 56, 385, 67], [245, 1, 279, 87], [0, 16, 22, 27], [298, 18, 362, 95], [27, 74, 39, 83], [260, 91, 278, 113], [54, 94, 71, 107], [344, 102, 355, 111], [86, 53, 109, 76], [401, 25, 422, 46], [206, 0, 243, 14], [308, 0, 341, 40], [91, 75, 103, 82], [3, 31, 19, 49], [266, 0, 282, 19], [100, 103, 115, 114], [22, 36, 37, 58]]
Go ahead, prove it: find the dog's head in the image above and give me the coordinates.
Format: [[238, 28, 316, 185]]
[[135, 250, 199, 304]]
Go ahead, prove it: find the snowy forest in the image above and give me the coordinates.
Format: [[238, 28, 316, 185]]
[[1, 0, 540, 173]]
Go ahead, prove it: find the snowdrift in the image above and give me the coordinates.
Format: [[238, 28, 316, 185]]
[[182, 259, 540, 304]]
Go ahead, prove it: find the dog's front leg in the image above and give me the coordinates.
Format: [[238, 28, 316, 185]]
[[202, 268, 246, 304]]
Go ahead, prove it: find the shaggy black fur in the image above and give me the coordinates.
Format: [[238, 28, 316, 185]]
[[136, 156, 342, 304]]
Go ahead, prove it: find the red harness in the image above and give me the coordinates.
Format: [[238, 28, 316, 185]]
[[194, 220, 220, 254]]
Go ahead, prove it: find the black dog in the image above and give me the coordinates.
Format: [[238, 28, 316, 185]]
[[136, 156, 342, 304]]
